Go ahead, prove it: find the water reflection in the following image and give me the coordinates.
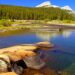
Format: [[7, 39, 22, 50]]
[[61, 30, 72, 38], [0, 29, 75, 75], [36, 32, 58, 41], [35, 29, 75, 75], [35, 29, 72, 41]]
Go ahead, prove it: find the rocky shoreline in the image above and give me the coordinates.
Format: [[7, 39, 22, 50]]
[[0, 24, 75, 33], [0, 42, 54, 75]]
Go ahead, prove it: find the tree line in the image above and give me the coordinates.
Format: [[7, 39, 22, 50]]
[[0, 5, 75, 20]]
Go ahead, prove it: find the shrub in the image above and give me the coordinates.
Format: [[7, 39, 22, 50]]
[[62, 20, 71, 23], [1, 19, 12, 27]]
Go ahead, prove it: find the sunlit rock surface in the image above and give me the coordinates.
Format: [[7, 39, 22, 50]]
[[0, 72, 17, 75], [0, 41, 54, 74]]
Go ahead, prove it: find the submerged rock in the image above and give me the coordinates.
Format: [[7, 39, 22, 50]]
[[23, 55, 45, 69], [23, 67, 57, 75]]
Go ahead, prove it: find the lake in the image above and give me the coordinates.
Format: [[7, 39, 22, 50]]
[[0, 28, 75, 75]]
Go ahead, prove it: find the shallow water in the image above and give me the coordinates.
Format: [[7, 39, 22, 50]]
[[0, 29, 75, 75]]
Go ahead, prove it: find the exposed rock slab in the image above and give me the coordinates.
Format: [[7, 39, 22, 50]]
[[0, 41, 53, 61], [0, 72, 17, 75]]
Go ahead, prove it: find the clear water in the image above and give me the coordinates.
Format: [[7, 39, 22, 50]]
[[0, 29, 75, 74]]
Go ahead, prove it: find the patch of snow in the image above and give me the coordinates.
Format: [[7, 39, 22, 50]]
[[36, 1, 73, 11], [51, 5, 59, 8], [36, 1, 51, 7], [61, 6, 72, 11]]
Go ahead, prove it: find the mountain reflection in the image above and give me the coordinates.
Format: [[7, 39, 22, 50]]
[[62, 30, 72, 38], [35, 29, 72, 41]]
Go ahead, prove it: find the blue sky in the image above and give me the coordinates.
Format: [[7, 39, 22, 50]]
[[0, 0, 75, 10]]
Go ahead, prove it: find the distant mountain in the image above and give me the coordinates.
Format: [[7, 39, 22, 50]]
[[36, 1, 73, 11], [61, 6, 73, 11]]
